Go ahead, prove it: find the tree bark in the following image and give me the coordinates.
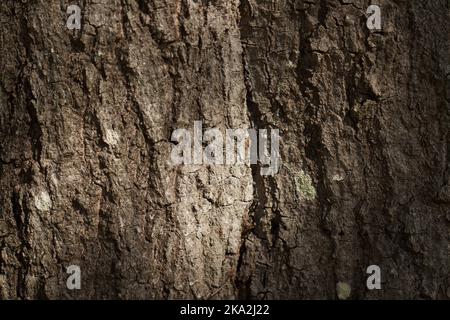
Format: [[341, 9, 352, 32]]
[[0, 0, 449, 299]]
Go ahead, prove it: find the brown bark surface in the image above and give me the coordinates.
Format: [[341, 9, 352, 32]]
[[0, 0, 449, 299]]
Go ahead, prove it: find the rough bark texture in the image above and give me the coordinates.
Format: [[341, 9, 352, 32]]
[[0, 0, 449, 299]]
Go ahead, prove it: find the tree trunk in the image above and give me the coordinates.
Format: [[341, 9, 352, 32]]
[[0, 0, 449, 299]]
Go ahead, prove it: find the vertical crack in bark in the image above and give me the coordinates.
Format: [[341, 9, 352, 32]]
[[11, 190, 32, 299], [236, 0, 285, 298]]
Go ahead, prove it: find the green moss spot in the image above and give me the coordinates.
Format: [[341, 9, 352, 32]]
[[295, 170, 316, 201], [336, 282, 351, 300]]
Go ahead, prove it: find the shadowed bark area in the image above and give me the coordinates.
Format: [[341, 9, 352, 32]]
[[0, 0, 449, 299]]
